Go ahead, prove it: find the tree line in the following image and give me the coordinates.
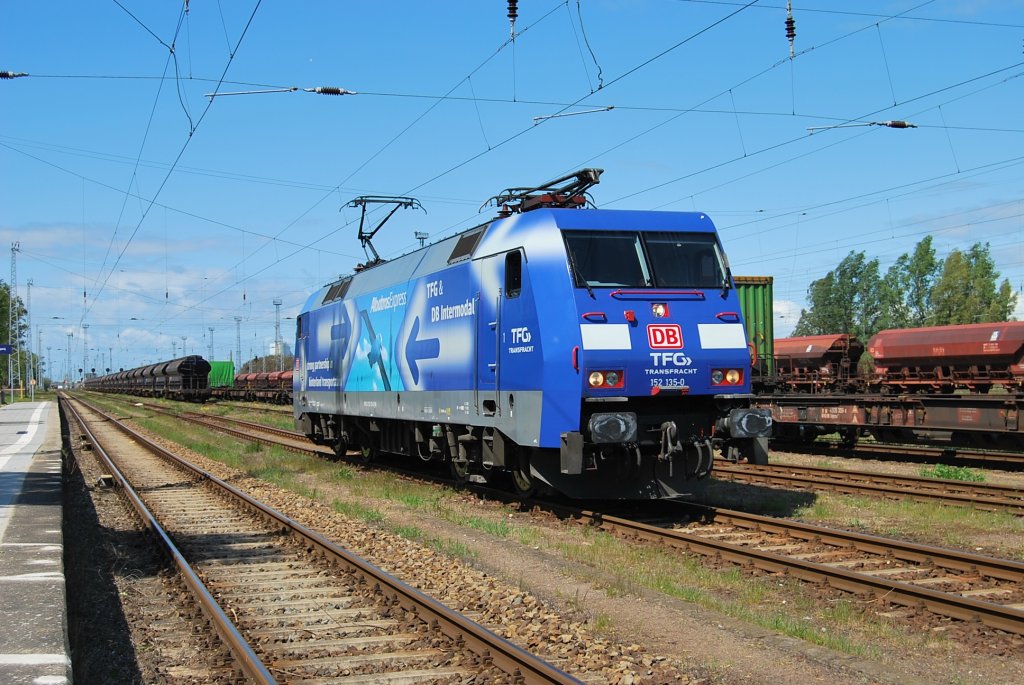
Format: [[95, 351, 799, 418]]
[[238, 353, 295, 375], [0, 281, 46, 393], [792, 237, 1019, 340]]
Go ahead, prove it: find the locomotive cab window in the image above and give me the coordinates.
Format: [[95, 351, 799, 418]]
[[563, 230, 726, 289], [563, 230, 650, 287], [645, 232, 726, 288]]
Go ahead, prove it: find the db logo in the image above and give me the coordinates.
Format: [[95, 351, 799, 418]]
[[647, 324, 683, 349]]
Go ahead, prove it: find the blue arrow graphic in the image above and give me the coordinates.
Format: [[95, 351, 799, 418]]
[[330, 309, 350, 345], [405, 316, 440, 385]]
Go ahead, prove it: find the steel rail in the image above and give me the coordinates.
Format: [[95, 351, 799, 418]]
[[180, 410, 303, 442], [210, 399, 292, 414], [678, 505, 1024, 581], [714, 462, 1024, 514], [132, 402, 1024, 582], [542, 501, 1024, 636], [103, 397, 1024, 635], [730, 461, 1024, 497], [61, 396, 278, 684], [71, 395, 582, 685], [787, 440, 1024, 466], [156, 404, 1024, 517], [133, 402, 326, 457]]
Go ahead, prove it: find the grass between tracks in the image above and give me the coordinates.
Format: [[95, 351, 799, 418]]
[[86, 394, 1021, 660]]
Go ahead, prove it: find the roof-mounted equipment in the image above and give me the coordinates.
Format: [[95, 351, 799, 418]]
[[344, 195, 425, 270], [482, 168, 603, 216]]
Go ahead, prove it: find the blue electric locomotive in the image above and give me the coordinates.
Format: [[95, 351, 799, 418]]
[[294, 169, 770, 499]]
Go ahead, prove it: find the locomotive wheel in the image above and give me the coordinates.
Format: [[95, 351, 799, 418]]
[[510, 450, 539, 498], [331, 438, 348, 461], [449, 457, 471, 485], [353, 445, 377, 464], [350, 423, 379, 464], [511, 466, 538, 498]]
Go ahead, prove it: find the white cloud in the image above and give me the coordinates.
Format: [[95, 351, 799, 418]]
[[773, 299, 802, 338]]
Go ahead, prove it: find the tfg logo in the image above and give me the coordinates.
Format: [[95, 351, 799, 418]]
[[511, 326, 532, 344], [647, 324, 683, 349]]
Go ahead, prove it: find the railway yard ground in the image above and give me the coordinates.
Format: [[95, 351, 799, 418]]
[[64, 395, 1024, 684]]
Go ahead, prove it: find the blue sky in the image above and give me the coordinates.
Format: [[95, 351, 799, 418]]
[[3, 1, 1023, 379]]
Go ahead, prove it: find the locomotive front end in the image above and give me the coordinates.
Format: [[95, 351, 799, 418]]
[[519, 208, 771, 498]]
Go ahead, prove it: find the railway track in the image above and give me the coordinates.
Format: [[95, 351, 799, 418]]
[[552, 501, 1024, 638], [139, 403, 1024, 518], [62, 395, 581, 684], [181, 409, 322, 454], [103, 397, 1024, 636], [713, 461, 1024, 515], [782, 439, 1024, 468], [210, 399, 293, 415]]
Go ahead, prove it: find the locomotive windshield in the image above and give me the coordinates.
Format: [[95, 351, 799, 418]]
[[563, 230, 727, 289]]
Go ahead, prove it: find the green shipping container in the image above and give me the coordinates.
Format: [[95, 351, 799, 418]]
[[733, 276, 774, 376], [208, 361, 236, 388]]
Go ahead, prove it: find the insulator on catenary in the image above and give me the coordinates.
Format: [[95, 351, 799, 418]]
[[507, 0, 518, 37], [785, 1, 796, 58], [878, 120, 917, 129], [1, 71, 29, 79], [306, 86, 356, 96]]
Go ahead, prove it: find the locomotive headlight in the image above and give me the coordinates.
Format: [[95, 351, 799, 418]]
[[587, 370, 625, 388], [711, 368, 743, 386], [651, 303, 669, 318]]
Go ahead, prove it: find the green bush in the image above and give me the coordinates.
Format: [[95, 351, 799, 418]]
[[920, 463, 984, 482]]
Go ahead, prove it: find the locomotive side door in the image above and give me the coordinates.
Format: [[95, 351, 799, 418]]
[[475, 249, 528, 419], [474, 254, 503, 416], [496, 249, 530, 414], [294, 312, 309, 404]]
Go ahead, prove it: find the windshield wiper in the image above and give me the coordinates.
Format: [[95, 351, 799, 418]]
[[566, 245, 595, 299], [721, 261, 733, 298]]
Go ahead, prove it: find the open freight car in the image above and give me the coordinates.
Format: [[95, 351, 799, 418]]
[[773, 334, 864, 393], [733, 281, 1024, 449], [83, 355, 212, 402], [869, 322, 1024, 393]]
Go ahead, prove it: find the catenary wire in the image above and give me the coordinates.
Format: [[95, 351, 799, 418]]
[[80, 0, 264, 328]]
